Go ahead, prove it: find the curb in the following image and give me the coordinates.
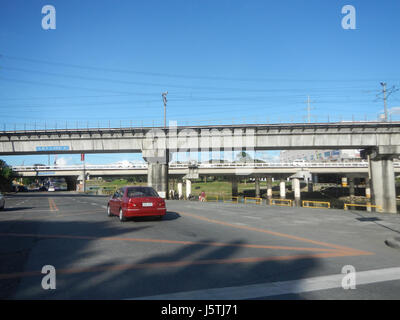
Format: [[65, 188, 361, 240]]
[[384, 237, 400, 250]]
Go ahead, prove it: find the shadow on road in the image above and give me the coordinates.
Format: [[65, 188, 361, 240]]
[[0, 209, 322, 300], [348, 210, 400, 235], [1, 207, 35, 212], [5, 192, 108, 199], [130, 211, 180, 223]]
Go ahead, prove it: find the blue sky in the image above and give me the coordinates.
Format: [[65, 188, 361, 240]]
[[1, 0, 399, 165]]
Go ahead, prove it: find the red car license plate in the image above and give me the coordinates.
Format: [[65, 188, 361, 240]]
[[142, 202, 153, 207]]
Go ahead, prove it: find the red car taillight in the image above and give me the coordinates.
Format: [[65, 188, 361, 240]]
[[158, 199, 165, 207], [128, 198, 138, 208]]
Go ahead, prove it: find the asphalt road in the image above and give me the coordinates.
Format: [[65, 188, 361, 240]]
[[0, 192, 399, 300]]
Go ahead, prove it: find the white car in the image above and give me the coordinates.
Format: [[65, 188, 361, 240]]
[[0, 192, 5, 210], [48, 186, 55, 192]]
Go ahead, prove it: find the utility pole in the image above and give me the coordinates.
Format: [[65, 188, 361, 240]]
[[162, 91, 168, 128], [81, 153, 85, 193], [305, 96, 314, 123], [377, 82, 398, 122], [381, 82, 387, 122], [161, 91, 169, 199]]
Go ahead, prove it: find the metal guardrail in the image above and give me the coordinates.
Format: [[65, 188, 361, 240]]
[[4, 119, 399, 133], [302, 200, 331, 209], [12, 161, 400, 172], [344, 203, 383, 212], [205, 195, 220, 202], [11, 164, 148, 171], [269, 198, 293, 207], [223, 196, 239, 203], [197, 162, 373, 168], [244, 197, 262, 205]]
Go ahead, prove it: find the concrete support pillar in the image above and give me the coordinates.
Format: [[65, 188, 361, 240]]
[[293, 178, 301, 207], [365, 177, 371, 199], [65, 176, 78, 191], [76, 179, 82, 192], [177, 182, 183, 199], [349, 177, 355, 199], [279, 180, 286, 199], [307, 176, 314, 192], [77, 174, 84, 192], [255, 177, 260, 198], [266, 177, 273, 201], [231, 177, 238, 197], [143, 149, 169, 199], [365, 177, 372, 212], [147, 162, 169, 199], [370, 157, 397, 213], [313, 174, 318, 184], [186, 179, 192, 199], [81, 168, 86, 193]]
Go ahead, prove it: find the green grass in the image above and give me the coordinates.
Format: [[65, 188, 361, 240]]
[[85, 179, 282, 198], [87, 179, 146, 186], [187, 180, 277, 197]]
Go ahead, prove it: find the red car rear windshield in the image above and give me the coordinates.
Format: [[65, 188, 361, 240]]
[[127, 187, 159, 198]]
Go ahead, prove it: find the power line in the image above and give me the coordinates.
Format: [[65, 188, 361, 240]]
[[1, 53, 397, 83], [0, 65, 279, 93], [0, 65, 380, 94], [0, 93, 135, 102], [0, 97, 378, 114], [0, 76, 159, 96]]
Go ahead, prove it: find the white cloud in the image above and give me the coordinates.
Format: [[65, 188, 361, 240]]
[[257, 151, 280, 162], [55, 157, 72, 166], [389, 107, 400, 115]]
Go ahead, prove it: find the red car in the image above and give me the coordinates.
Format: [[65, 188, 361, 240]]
[[107, 186, 166, 222]]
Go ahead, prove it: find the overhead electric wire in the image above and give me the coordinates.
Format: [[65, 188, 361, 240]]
[[1, 53, 397, 83], [1, 54, 396, 126], [0, 76, 159, 96], [0, 96, 378, 113], [0, 93, 136, 102], [0, 65, 379, 94], [0, 65, 282, 93]]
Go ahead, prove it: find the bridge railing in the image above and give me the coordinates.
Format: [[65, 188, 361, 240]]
[[11, 164, 148, 171], [11, 161, 400, 171], [2, 118, 399, 133]]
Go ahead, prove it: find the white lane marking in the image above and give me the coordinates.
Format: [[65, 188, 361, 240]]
[[130, 267, 400, 300], [243, 216, 262, 220], [91, 203, 97, 206], [101, 205, 107, 209]]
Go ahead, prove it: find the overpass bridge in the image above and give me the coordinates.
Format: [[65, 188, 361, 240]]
[[11, 161, 400, 177], [2, 121, 400, 212]]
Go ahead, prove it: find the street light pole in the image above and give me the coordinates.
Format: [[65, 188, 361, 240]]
[[162, 91, 168, 128], [161, 91, 169, 199]]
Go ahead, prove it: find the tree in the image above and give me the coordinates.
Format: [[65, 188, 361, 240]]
[[0, 159, 14, 191], [236, 151, 253, 162]]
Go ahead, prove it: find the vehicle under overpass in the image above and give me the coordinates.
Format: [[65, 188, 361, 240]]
[[2, 121, 400, 212]]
